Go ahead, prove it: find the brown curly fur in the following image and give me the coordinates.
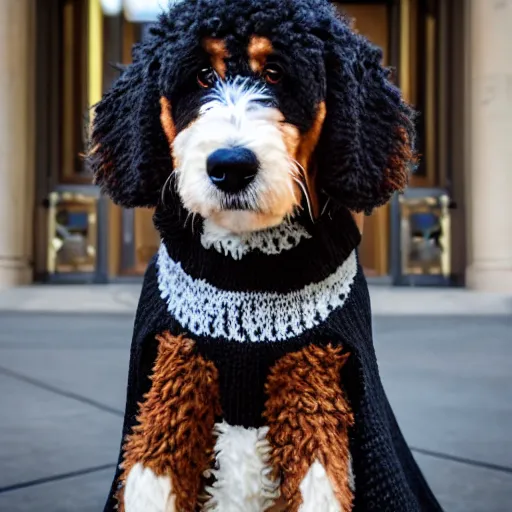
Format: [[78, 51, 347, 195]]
[[264, 344, 354, 512], [117, 332, 221, 512]]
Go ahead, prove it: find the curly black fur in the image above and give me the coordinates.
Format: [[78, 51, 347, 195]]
[[89, 0, 415, 214]]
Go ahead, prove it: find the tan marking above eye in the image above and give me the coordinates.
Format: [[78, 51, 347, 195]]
[[202, 38, 230, 79], [248, 35, 273, 74]]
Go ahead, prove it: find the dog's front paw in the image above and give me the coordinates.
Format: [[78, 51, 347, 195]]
[[124, 463, 175, 512]]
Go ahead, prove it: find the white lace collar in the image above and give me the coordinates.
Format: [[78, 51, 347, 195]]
[[157, 243, 358, 343], [200, 219, 312, 260]]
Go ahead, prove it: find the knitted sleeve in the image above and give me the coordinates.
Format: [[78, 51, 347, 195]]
[[330, 266, 443, 511]]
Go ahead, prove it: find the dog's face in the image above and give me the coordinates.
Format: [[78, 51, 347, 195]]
[[91, 0, 415, 235], [167, 33, 328, 233]]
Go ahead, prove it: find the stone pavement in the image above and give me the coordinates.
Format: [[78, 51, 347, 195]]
[[0, 285, 510, 511]]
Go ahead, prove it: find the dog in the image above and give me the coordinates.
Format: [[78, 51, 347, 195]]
[[90, 1, 442, 511]]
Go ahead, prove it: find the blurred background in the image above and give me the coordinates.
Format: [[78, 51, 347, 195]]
[[1, 0, 510, 289], [0, 0, 511, 511]]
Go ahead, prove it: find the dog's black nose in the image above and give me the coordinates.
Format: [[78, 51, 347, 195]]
[[207, 148, 259, 193]]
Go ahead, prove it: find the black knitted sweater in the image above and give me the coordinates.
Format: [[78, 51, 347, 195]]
[[104, 207, 442, 512]]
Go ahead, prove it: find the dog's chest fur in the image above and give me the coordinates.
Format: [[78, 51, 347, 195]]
[[155, 211, 360, 422], [117, 213, 360, 511]]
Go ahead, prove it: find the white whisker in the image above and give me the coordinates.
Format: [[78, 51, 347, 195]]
[[191, 212, 199, 235], [161, 172, 175, 206], [292, 176, 314, 223], [321, 197, 331, 217], [287, 162, 301, 178], [288, 160, 313, 221], [183, 210, 194, 231], [291, 158, 306, 177]]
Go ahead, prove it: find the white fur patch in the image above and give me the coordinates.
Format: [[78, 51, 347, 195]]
[[124, 463, 175, 512], [299, 461, 341, 512], [202, 422, 280, 512], [199, 78, 271, 121], [201, 218, 312, 260], [172, 78, 300, 233]]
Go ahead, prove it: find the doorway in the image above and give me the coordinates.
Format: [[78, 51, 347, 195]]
[[335, 2, 394, 277]]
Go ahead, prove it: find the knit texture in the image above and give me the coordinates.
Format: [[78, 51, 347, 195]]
[[103, 208, 442, 512], [157, 243, 357, 342]]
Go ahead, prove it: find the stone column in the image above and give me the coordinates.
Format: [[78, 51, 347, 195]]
[[0, 1, 35, 287], [466, 0, 512, 292]]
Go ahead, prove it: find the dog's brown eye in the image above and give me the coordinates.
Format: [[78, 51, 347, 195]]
[[263, 63, 283, 85], [197, 67, 216, 88]]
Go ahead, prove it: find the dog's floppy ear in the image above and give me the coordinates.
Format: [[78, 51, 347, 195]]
[[318, 19, 416, 214], [89, 40, 172, 208]]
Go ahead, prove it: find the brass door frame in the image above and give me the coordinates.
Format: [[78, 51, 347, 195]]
[[34, 0, 110, 283], [391, 0, 465, 285]]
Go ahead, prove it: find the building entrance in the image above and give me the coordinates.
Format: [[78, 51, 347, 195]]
[[35, 0, 463, 285]]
